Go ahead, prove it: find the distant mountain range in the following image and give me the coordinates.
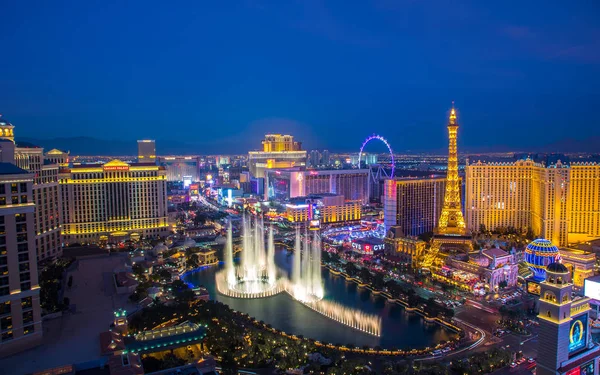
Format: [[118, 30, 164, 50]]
[[16, 136, 600, 156], [17, 137, 205, 156]]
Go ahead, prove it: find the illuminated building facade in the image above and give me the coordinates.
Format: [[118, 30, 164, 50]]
[[384, 226, 427, 267], [0, 118, 61, 261], [568, 163, 600, 244], [44, 149, 69, 166], [14, 148, 61, 261], [0, 163, 43, 357], [266, 169, 370, 204], [248, 134, 306, 178], [558, 248, 596, 288], [383, 177, 445, 236], [159, 156, 201, 182], [466, 159, 599, 246], [285, 194, 361, 224], [137, 140, 156, 163], [537, 262, 599, 375], [59, 159, 169, 244], [445, 248, 519, 292]]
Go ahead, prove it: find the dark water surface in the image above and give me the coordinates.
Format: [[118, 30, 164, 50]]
[[183, 250, 456, 349]]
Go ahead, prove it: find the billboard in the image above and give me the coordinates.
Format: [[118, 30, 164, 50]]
[[569, 314, 588, 354], [351, 240, 385, 254], [584, 278, 600, 301], [566, 361, 596, 375], [581, 361, 595, 375]]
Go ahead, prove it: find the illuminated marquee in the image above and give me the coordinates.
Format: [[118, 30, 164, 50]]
[[351, 242, 385, 254]]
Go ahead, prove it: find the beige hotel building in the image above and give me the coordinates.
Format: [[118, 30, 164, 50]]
[[249, 134, 307, 178], [0, 138, 43, 356], [466, 158, 600, 246], [0, 117, 61, 261], [59, 159, 169, 244]]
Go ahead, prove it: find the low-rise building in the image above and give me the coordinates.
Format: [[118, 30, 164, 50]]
[[285, 194, 361, 224], [559, 248, 596, 288], [196, 249, 217, 265], [443, 248, 519, 293], [384, 226, 427, 267]]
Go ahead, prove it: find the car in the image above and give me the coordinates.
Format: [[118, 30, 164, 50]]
[[528, 358, 535, 363], [510, 362, 517, 368]]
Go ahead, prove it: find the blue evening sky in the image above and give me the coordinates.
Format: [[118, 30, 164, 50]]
[[1, 0, 599, 153]]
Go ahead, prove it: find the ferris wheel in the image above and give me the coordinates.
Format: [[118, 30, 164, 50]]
[[358, 134, 395, 178]]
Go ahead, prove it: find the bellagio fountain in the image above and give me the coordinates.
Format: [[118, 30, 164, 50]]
[[215, 214, 381, 337], [216, 215, 283, 298]]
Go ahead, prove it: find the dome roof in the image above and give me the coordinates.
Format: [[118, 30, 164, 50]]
[[526, 239, 559, 254], [183, 237, 196, 248], [0, 116, 12, 126], [546, 262, 569, 274], [524, 239, 560, 281], [470, 253, 490, 267], [153, 242, 168, 253]]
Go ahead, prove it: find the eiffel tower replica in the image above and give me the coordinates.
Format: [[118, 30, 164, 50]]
[[421, 104, 473, 270]]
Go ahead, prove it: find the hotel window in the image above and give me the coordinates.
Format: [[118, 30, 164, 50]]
[[1, 329, 12, 342], [0, 315, 12, 330], [22, 310, 33, 324], [23, 324, 34, 336], [20, 183, 27, 193], [0, 301, 9, 315]]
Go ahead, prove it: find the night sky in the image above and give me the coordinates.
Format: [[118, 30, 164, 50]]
[[1, 1, 599, 154]]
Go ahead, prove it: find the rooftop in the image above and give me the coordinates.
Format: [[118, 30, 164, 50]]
[[482, 248, 510, 258], [0, 162, 29, 175]]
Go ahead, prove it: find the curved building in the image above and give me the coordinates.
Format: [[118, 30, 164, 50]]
[[524, 239, 560, 281]]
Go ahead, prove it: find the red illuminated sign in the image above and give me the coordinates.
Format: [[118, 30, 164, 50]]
[[566, 368, 580, 375], [103, 166, 129, 171]]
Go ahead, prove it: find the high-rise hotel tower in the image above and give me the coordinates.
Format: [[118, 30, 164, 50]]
[[59, 159, 169, 244], [466, 158, 599, 246], [0, 117, 43, 357], [248, 134, 307, 178], [0, 117, 61, 262]]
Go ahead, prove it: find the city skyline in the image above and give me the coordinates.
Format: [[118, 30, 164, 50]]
[[1, 1, 599, 154], [1, 2, 599, 374]]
